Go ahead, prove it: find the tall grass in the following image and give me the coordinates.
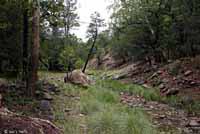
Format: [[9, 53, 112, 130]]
[[80, 82, 157, 134], [97, 79, 161, 101], [41, 71, 157, 134]]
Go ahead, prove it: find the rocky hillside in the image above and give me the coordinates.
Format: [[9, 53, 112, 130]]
[[89, 55, 200, 104]]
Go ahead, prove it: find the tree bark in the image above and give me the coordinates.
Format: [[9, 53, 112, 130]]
[[22, 9, 29, 89], [29, 3, 40, 97], [82, 36, 97, 73]]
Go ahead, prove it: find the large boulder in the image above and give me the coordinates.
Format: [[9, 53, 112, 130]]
[[64, 70, 91, 87], [0, 108, 61, 134]]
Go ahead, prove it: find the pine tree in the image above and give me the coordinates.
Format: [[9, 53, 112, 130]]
[[82, 12, 105, 73]]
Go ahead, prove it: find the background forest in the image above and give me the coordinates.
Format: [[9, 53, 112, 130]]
[[1, 0, 200, 73]]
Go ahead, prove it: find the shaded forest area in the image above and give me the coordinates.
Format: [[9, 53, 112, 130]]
[[0, 0, 200, 134]]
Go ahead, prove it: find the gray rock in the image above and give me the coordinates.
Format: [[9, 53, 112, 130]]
[[159, 84, 165, 90], [188, 120, 200, 127], [157, 70, 163, 74], [43, 92, 53, 101], [40, 100, 51, 111], [190, 81, 196, 86], [35, 90, 42, 96], [135, 80, 145, 85], [184, 70, 192, 76], [162, 78, 169, 83], [65, 108, 72, 113], [47, 84, 58, 92], [150, 73, 158, 79], [166, 88, 179, 96], [112, 73, 126, 80], [47, 114, 55, 121], [143, 84, 150, 88]]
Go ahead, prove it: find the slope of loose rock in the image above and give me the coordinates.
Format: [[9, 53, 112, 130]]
[[0, 108, 62, 134], [121, 92, 200, 134]]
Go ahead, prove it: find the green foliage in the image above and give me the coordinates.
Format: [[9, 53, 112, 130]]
[[40, 35, 87, 71], [75, 58, 84, 69], [0, 0, 24, 74], [87, 12, 106, 39], [107, 0, 200, 62]]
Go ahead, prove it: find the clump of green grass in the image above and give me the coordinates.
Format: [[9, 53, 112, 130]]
[[80, 91, 104, 114], [53, 105, 81, 134], [97, 80, 161, 102], [52, 84, 81, 134], [86, 107, 156, 134], [80, 81, 157, 134]]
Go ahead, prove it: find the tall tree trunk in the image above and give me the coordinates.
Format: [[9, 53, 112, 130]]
[[22, 9, 29, 89], [82, 36, 97, 73], [29, 3, 40, 97]]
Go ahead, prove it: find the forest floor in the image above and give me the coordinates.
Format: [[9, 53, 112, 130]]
[[1, 70, 200, 134]]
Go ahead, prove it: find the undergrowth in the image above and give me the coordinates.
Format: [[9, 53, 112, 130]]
[[42, 71, 157, 134], [91, 70, 200, 114], [3, 71, 198, 134], [80, 83, 156, 134]]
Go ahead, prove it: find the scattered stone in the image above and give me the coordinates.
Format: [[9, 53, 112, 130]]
[[47, 114, 55, 121], [190, 81, 196, 86], [162, 78, 169, 83], [36, 90, 43, 96], [0, 94, 2, 107], [159, 115, 166, 119], [143, 84, 150, 88], [165, 88, 179, 96], [188, 120, 200, 127], [167, 60, 173, 63], [43, 92, 53, 101], [74, 96, 80, 101], [159, 84, 165, 90], [112, 75, 120, 80], [65, 108, 72, 113], [184, 70, 192, 76], [40, 100, 52, 111], [135, 80, 145, 85], [144, 68, 151, 73], [172, 77, 177, 81], [150, 73, 158, 79], [50, 92, 56, 95], [79, 114, 85, 117], [112, 73, 127, 80], [157, 70, 163, 74], [120, 93, 200, 134]]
